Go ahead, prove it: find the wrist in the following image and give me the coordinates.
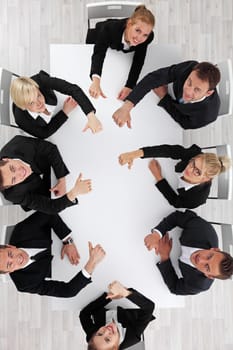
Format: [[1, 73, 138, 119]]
[[160, 255, 169, 262], [92, 76, 100, 84], [134, 149, 144, 159], [123, 100, 134, 111], [87, 111, 95, 119], [63, 237, 74, 245], [67, 189, 76, 202], [84, 259, 96, 275]]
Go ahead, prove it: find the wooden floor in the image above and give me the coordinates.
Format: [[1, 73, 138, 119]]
[[0, 1, 233, 349]]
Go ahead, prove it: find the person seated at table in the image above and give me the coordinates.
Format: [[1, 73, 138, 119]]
[[0, 211, 106, 297], [10, 70, 102, 138], [79, 280, 155, 350], [144, 210, 233, 296], [0, 135, 92, 213], [113, 60, 221, 129], [118, 144, 231, 209], [87, 5, 155, 101]]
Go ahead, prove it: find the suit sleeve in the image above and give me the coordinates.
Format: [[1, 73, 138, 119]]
[[125, 32, 154, 89], [79, 293, 110, 341], [120, 288, 155, 349], [37, 70, 96, 115], [156, 259, 202, 295], [127, 61, 197, 106], [141, 144, 201, 160], [17, 270, 92, 298], [13, 104, 68, 139], [153, 210, 198, 235]]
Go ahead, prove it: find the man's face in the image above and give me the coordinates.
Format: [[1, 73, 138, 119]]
[[26, 88, 46, 113], [0, 158, 32, 188], [182, 70, 214, 102], [92, 322, 120, 350], [190, 248, 224, 278], [0, 246, 29, 273], [183, 156, 210, 184], [125, 19, 153, 46]]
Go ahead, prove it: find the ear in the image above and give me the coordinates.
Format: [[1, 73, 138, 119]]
[[200, 175, 211, 183], [210, 247, 221, 252], [206, 89, 214, 97], [6, 244, 16, 248], [126, 18, 132, 27], [1, 158, 9, 162]]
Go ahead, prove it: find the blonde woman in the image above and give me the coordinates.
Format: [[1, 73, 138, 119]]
[[119, 144, 231, 209], [11, 70, 102, 138], [87, 5, 155, 100]]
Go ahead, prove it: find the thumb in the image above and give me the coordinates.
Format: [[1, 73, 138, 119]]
[[88, 241, 93, 253], [100, 90, 107, 98], [77, 173, 82, 182], [127, 119, 132, 129], [82, 124, 89, 132], [61, 247, 65, 260]]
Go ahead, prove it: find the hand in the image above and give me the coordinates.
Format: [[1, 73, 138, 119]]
[[148, 159, 163, 182], [83, 111, 103, 134], [67, 173, 92, 202], [62, 96, 78, 115], [144, 232, 161, 254], [61, 242, 80, 265], [117, 87, 132, 101], [84, 241, 106, 274], [89, 77, 106, 99], [50, 177, 66, 197], [112, 101, 134, 128], [158, 233, 172, 262], [118, 149, 143, 169], [106, 280, 131, 299], [153, 85, 168, 99]]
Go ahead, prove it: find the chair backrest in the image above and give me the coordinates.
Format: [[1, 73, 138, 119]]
[[0, 224, 15, 282], [0, 193, 13, 206], [126, 341, 145, 350], [217, 59, 233, 117], [86, 1, 140, 28], [0, 67, 19, 128], [202, 144, 232, 200]]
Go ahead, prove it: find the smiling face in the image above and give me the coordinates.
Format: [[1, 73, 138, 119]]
[[91, 322, 120, 350], [124, 19, 153, 46], [183, 156, 210, 184], [0, 158, 32, 188], [190, 248, 224, 278], [26, 88, 46, 113], [182, 70, 214, 102], [0, 245, 29, 273]]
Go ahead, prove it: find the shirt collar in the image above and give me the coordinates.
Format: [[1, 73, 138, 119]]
[[27, 104, 56, 123], [180, 245, 200, 268]]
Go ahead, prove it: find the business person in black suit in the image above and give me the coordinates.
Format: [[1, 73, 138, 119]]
[[0, 135, 92, 213], [113, 60, 221, 129], [87, 5, 155, 101], [0, 212, 105, 297], [10, 70, 102, 138], [80, 281, 155, 350], [144, 210, 233, 295], [119, 144, 231, 209]]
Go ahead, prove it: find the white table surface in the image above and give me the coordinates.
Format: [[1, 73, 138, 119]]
[[49, 44, 185, 309]]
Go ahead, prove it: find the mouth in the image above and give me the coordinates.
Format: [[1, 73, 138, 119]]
[[18, 254, 24, 265], [106, 325, 114, 334]]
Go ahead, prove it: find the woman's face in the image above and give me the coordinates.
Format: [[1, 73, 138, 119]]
[[91, 322, 120, 350], [125, 19, 153, 46], [183, 156, 210, 184], [26, 88, 46, 113]]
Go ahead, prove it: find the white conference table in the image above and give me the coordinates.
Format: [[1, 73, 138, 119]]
[[49, 44, 184, 310]]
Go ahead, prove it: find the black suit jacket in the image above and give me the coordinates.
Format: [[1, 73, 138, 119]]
[[141, 144, 211, 209], [79, 288, 155, 349], [9, 212, 91, 297], [127, 60, 220, 129], [13, 70, 96, 139], [88, 18, 154, 88], [154, 210, 218, 295], [0, 135, 76, 213]]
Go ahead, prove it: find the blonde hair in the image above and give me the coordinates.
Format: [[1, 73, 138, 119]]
[[199, 153, 231, 178], [130, 5, 155, 27], [10, 77, 39, 110]]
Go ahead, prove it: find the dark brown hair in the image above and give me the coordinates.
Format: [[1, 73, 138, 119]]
[[0, 160, 8, 190], [215, 251, 233, 280], [193, 62, 221, 90]]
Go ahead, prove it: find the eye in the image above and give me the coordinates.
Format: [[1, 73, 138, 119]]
[[194, 87, 201, 93], [136, 28, 141, 33], [205, 264, 210, 272], [96, 332, 103, 336], [105, 337, 111, 343]]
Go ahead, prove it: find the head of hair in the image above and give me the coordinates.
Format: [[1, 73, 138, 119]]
[[0, 159, 8, 190], [10, 76, 39, 110], [198, 153, 231, 178], [192, 62, 221, 90], [87, 334, 119, 350], [129, 4, 155, 27], [215, 251, 233, 280], [0, 245, 8, 274]]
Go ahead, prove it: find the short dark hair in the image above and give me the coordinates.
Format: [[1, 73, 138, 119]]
[[0, 245, 8, 274], [0, 160, 8, 190], [215, 251, 233, 280], [193, 62, 221, 90]]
